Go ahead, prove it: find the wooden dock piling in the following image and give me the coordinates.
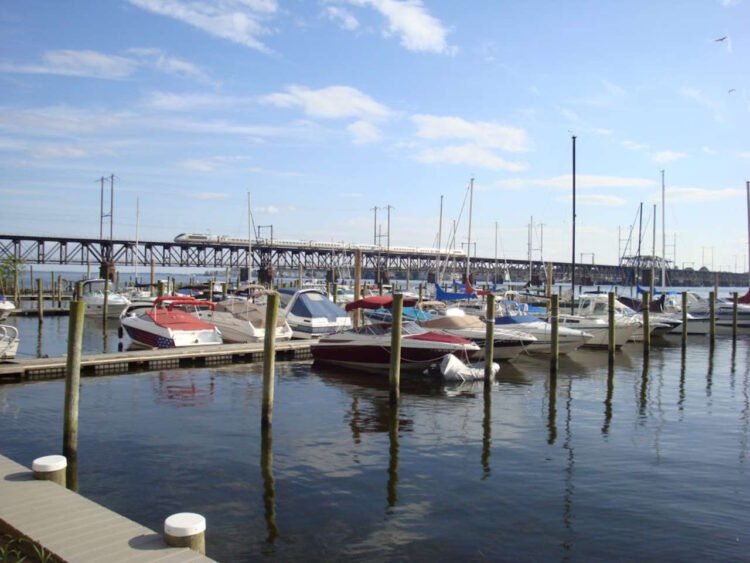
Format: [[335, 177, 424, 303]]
[[262, 292, 279, 429], [36, 278, 43, 322], [550, 294, 559, 373], [389, 293, 404, 405], [608, 291, 615, 363], [63, 300, 85, 491], [681, 291, 688, 347], [709, 291, 716, 343], [732, 292, 738, 340], [484, 294, 495, 385], [642, 290, 650, 356]]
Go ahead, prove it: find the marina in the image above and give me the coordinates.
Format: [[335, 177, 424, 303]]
[[0, 285, 749, 560]]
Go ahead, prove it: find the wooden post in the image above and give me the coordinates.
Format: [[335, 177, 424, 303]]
[[50, 271, 54, 302], [484, 294, 495, 385], [150, 258, 155, 289], [642, 290, 650, 355], [222, 282, 228, 298], [545, 263, 553, 298], [262, 292, 280, 429], [102, 276, 110, 320], [164, 513, 206, 554], [74, 281, 84, 301], [63, 300, 85, 491], [681, 291, 688, 347], [550, 294, 559, 373], [29, 265, 33, 294], [32, 455, 67, 487], [157, 280, 165, 298], [209, 279, 214, 302], [332, 283, 338, 304], [418, 283, 424, 306], [36, 278, 43, 322], [353, 250, 362, 328], [115, 271, 119, 291], [57, 274, 62, 307], [389, 293, 404, 405], [13, 265, 19, 306], [709, 291, 716, 343], [732, 291, 738, 341], [297, 263, 303, 288], [608, 291, 616, 363]]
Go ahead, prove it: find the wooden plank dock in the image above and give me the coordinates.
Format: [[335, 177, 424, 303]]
[[0, 454, 214, 562], [0, 340, 313, 383]]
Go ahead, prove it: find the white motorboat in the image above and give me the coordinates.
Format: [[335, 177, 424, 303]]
[[120, 296, 222, 349], [194, 297, 293, 343], [494, 300, 592, 354], [420, 311, 537, 360], [311, 320, 480, 372], [0, 324, 19, 359], [278, 288, 352, 339], [0, 295, 15, 321], [82, 279, 132, 318]]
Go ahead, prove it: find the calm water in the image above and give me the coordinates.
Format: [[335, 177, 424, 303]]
[[1, 331, 749, 561]]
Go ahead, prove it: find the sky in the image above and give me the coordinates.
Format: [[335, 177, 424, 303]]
[[0, 0, 748, 272]]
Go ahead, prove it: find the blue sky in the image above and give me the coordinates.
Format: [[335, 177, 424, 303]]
[[1, 0, 748, 271]]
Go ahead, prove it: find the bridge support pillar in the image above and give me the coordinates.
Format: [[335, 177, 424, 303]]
[[99, 261, 116, 282]]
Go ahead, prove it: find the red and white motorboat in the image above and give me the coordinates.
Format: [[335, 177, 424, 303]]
[[120, 296, 223, 348], [311, 321, 481, 372], [312, 296, 480, 372]]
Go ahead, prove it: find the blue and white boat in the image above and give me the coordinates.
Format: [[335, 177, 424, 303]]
[[278, 288, 352, 339]]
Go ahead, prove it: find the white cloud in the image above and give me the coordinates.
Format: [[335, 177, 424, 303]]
[[261, 85, 391, 119], [347, 120, 381, 144], [558, 194, 626, 206], [128, 0, 278, 53], [186, 191, 229, 200], [622, 140, 648, 151], [653, 150, 687, 164], [255, 205, 281, 214], [412, 114, 530, 152], [739, 151, 750, 159], [590, 128, 613, 136], [0, 49, 137, 79], [495, 174, 656, 190], [666, 186, 745, 202], [178, 155, 248, 171], [414, 145, 527, 171], [720, 0, 740, 6], [0, 105, 130, 136], [346, 0, 455, 54], [127, 48, 211, 82], [143, 91, 247, 111], [679, 87, 723, 122], [325, 6, 360, 30]]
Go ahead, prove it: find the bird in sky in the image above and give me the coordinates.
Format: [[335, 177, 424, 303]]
[[715, 36, 727, 41], [728, 89, 736, 94]]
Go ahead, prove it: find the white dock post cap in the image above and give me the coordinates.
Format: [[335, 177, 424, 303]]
[[32, 454, 67, 486], [164, 513, 207, 554], [164, 513, 206, 537], [32, 455, 67, 473]]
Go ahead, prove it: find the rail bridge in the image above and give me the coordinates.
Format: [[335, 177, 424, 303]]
[[0, 233, 745, 288]]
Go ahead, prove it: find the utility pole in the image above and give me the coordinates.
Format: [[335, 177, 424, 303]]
[[371, 206, 379, 245]]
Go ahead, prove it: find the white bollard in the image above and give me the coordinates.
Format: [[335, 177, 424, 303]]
[[32, 455, 67, 486], [164, 512, 206, 554]]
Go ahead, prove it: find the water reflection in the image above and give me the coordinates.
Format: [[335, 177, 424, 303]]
[[260, 428, 279, 544], [387, 404, 399, 509], [706, 344, 714, 399], [602, 363, 614, 436], [639, 358, 649, 421], [481, 387, 491, 479], [678, 349, 686, 418], [152, 372, 216, 407], [562, 376, 575, 555], [547, 374, 557, 445]]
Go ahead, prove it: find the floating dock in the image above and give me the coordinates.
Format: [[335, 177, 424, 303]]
[[0, 454, 214, 561], [0, 341, 313, 383]]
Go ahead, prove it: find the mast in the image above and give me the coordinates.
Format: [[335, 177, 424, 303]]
[[528, 216, 533, 283], [494, 221, 498, 285], [636, 202, 643, 287], [746, 180, 750, 287], [651, 204, 656, 298], [661, 170, 666, 290], [134, 197, 139, 281], [436, 195, 443, 286], [466, 178, 474, 284], [247, 192, 253, 283], [571, 135, 576, 314]]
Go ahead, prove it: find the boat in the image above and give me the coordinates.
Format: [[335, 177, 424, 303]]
[[0, 295, 15, 321], [0, 324, 19, 359], [278, 288, 353, 339], [420, 310, 537, 361], [120, 296, 223, 349], [311, 320, 480, 372], [494, 300, 592, 354], [193, 296, 293, 343], [573, 293, 656, 345], [82, 279, 132, 317]]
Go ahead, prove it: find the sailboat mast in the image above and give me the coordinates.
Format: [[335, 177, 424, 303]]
[[436, 195, 443, 286], [661, 170, 666, 290], [746, 180, 749, 287], [466, 178, 474, 283], [571, 135, 576, 314], [651, 204, 656, 297], [247, 192, 253, 283], [494, 221, 498, 285], [134, 197, 139, 282]]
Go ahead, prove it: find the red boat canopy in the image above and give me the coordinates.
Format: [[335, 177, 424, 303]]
[[345, 295, 418, 312], [739, 288, 750, 304]]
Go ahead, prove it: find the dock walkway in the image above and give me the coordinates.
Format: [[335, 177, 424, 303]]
[[0, 340, 313, 383], [0, 454, 214, 562]]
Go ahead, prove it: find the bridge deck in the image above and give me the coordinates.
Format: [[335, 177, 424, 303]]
[[0, 454, 214, 562]]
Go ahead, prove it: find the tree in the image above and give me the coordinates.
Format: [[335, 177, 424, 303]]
[[0, 256, 25, 294]]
